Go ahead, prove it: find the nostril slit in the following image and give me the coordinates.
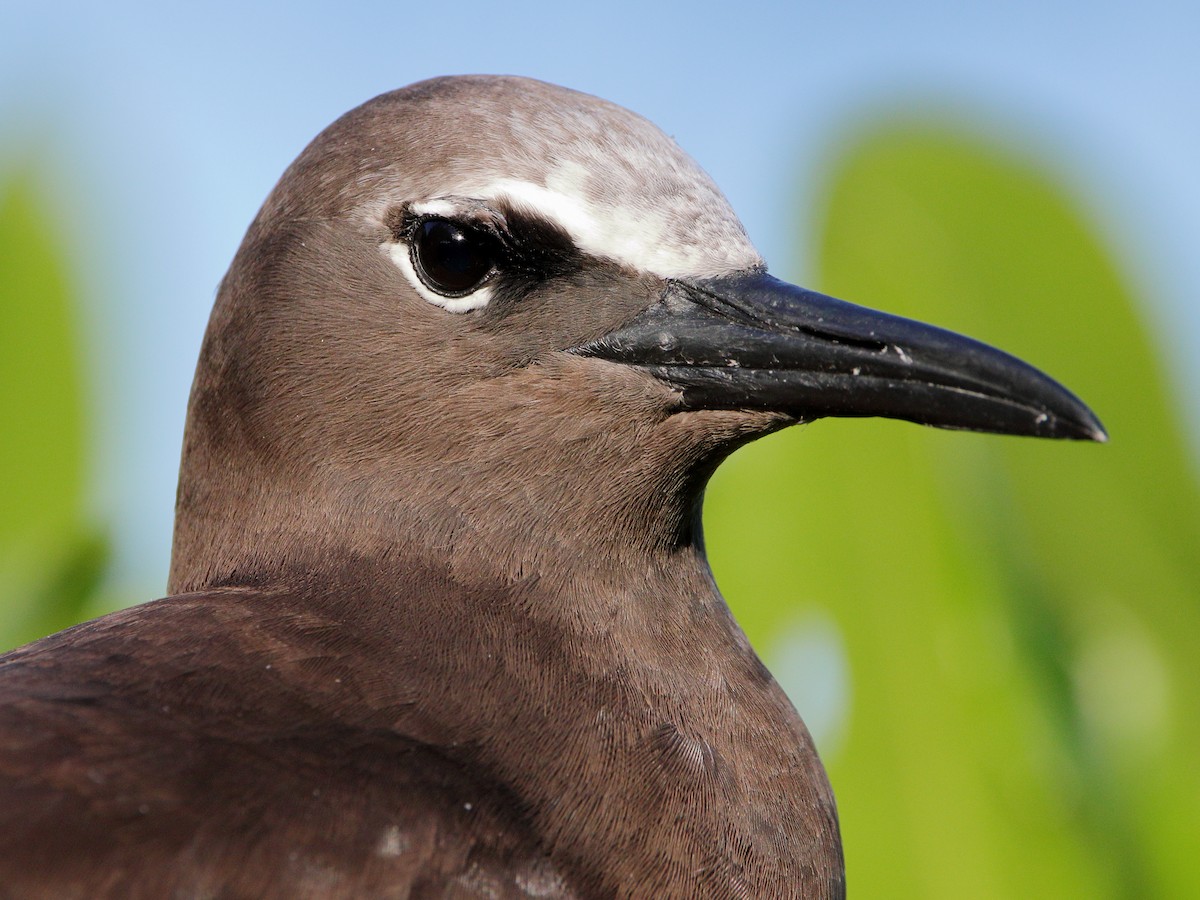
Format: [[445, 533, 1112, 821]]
[[797, 326, 887, 352]]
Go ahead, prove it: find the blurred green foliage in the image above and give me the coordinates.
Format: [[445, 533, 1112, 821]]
[[707, 126, 1200, 897], [0, 172, 109, 650]]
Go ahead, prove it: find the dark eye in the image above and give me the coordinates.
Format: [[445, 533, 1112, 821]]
[[410, 218, 497, 296]]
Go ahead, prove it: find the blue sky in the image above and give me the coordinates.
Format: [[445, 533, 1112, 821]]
[[2, 0, 1197, 594]]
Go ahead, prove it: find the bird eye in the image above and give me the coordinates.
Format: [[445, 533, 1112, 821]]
[[410, 218, 497, 297]]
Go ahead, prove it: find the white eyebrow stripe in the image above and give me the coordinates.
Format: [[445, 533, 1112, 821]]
[[409, 198, 461, 218], [473, 175, 761, 279]]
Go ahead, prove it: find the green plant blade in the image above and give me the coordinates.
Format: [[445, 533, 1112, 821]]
[[0, 170, 108, 650], [706, 125, 1199, 898]]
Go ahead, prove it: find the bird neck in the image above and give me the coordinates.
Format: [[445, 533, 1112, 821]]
[[169, 384, 747, 595], [167, 373, 842, 892], [263, 546, 843, 898]]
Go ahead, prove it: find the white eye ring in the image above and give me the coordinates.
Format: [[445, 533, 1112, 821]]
[[384, 200, 499, 312], [385, 238, 496, 313]]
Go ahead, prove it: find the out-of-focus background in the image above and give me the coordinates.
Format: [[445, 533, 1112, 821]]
[[2, 1, 1197, 895]]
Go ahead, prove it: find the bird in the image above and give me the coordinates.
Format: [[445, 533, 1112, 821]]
[[0, 75, 1104, 899]]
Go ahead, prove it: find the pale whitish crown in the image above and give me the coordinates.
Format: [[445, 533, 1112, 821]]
[[385, 143, 764, 312]]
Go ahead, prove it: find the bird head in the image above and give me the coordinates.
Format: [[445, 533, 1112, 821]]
[[170, 76, 1104, 591]]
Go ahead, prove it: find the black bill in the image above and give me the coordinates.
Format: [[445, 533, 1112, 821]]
[[573, 272, 1106, 441]]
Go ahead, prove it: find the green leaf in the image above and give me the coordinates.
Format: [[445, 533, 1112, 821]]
[[706, 125, 1200, 897], [6, 528, 111, 648], [0, 170, 109, 650]]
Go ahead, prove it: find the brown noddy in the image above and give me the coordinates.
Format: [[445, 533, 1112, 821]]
[[0, 76, 1105, 898]]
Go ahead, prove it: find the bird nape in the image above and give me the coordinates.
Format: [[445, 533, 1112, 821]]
[[0, 76, 1104, 900]]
